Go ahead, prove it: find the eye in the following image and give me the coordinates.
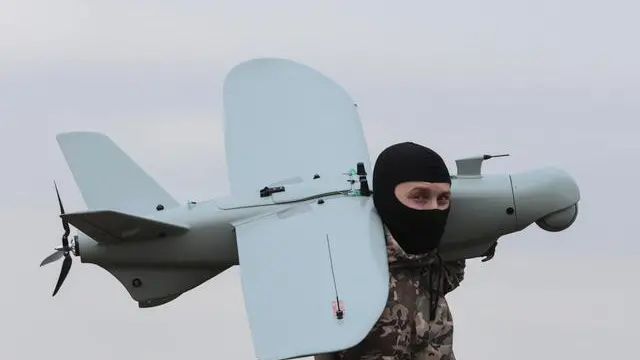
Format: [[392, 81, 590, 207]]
[[437, 194, 451, 206], [408, 189, 430, 203], [410, 191, 426, 198]]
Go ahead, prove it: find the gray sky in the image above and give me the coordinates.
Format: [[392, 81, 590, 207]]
[[1, 1, 638, 359]]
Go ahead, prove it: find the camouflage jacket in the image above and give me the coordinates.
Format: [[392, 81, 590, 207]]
[[319, 229, 466, 360]]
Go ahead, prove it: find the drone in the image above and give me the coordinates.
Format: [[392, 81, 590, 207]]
[[40, 58, 580, 360]]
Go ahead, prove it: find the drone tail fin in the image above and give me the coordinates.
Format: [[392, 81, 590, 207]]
[[56, 131, 180, 215]]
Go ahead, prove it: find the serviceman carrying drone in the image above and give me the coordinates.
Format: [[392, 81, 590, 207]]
[[319, 141, 466, 360]]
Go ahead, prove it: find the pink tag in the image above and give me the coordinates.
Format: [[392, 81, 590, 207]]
[[332, 300, 345, 316]]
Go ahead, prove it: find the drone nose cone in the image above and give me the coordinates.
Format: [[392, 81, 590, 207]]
[[510, 166, 581, 231]]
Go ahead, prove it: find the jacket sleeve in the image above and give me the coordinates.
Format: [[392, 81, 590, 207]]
[[333, 270, 418, 360], [442, 259, 466, 294]]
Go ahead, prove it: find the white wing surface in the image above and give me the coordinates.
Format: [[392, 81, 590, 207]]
[[222, 58, 372, 197], [234, 196, 389, 360]]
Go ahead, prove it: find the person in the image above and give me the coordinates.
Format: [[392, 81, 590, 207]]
[[316, 141, 466, 360]]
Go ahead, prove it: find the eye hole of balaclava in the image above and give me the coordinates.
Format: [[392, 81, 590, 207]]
[[372, 142, 452, 255]]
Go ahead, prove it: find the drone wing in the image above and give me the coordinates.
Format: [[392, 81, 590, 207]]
[[235, 196, 388, 360], [224, 58, 386, 359], [222, 57, 372, 196]]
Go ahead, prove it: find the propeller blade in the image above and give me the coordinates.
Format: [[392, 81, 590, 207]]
[[54, 181, 70, 249], [52, 254, 72, 297], [40, 251, 64, 267], [54, 181, 70, 233]]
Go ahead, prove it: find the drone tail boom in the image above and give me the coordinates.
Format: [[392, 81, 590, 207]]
[[56, 131, 179, 216]]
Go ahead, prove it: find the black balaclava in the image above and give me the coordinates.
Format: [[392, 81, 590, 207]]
[[372, 142, 451, 255]]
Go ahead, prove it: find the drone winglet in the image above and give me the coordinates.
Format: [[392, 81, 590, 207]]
[[56, 131, 180, 216]]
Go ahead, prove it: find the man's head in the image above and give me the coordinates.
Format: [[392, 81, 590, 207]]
[[372, 142, 452, 255]]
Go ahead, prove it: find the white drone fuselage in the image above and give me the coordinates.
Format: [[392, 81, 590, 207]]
[[45, 58, 581, 360], [69, 155, 579, 309]]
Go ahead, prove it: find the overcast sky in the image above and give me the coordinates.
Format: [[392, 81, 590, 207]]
[[1, 1, 638, 359]]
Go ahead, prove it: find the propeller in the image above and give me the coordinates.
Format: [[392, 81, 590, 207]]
[[40, 181, 75, 296]]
